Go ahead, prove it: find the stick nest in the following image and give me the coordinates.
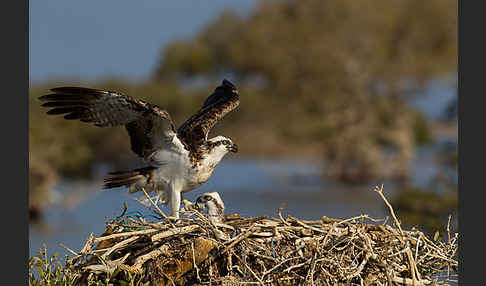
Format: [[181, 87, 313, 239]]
[[62, 186, 458, 285]]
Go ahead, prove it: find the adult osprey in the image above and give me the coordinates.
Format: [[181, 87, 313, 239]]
[[39, 79, 239, 218]]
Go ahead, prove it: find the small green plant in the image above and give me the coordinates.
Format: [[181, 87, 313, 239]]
[[29, 245, 78, 286], [29, 244, 149, 286]]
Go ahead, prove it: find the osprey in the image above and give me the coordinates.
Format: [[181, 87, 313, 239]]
[[182, 192, 225, 223], [39, 79, 239, 218], [196, 192, 225, 223]]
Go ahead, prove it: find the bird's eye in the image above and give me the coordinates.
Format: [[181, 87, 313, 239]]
[[223, 140, 229, 145], [204, 195, 213, 201]]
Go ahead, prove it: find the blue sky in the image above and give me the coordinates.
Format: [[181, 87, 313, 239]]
[[29, 0, 258, 83]]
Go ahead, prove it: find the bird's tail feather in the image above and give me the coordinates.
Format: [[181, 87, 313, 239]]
[[103, 166, 156, 192]]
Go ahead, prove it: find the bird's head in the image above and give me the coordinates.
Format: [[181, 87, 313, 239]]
[[196, 192, 225, 223], [207, 135, 238, 157], [213, 79, 238, 96]]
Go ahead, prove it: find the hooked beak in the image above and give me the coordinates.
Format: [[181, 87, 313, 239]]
[[228, 143, 238, 153], [195, 197, 206, 211]]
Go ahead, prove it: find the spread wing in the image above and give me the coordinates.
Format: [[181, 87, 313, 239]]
[[39, 87, 181, 160], [177, 79, 240, 151]]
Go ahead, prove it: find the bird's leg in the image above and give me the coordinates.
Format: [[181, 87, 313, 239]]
[[180, 192, 191, 211], [169, 188, 181, 219], [182, 199, 195, 211]]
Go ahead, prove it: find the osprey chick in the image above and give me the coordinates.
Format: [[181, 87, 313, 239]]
[[39, 79, 239, 218], [195, 192, 225, 223]]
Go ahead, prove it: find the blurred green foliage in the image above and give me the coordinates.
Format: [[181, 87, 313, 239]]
[[154, 0, 456, 182], [412, 111, 432, 145], [393, 170, 458, 235], [393, 186, 457, 235]]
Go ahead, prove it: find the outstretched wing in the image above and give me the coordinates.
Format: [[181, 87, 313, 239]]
[[177, 79, 240, 150], [39, 87, 181, 159]]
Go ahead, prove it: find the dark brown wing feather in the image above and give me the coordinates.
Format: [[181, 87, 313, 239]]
[[39, 87, 178, 159], [177, 79, 240, 151]]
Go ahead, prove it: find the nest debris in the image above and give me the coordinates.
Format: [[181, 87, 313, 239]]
[[61, 185, 458, 285]]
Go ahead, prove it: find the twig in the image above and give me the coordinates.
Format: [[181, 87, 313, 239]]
[[151, 224, 201, 242], [222, 224, 257, 254], [140, 187, 171, 222], [262, 257, 297, 278], [114, 202, 128, 220], [405, 247, 419, 285], [101, 236, 140, 259], [94, 228, 159, 243], [80, 233, 95, 254], [235, 254, 264, 286], [373, 184, 404, 235], [120, 244, 171, 273], [288, 216, 326, 233], [60, 244, 78, 256], [306, 253, 317, 285], [191, 241, 201, 283], [415, 237, 421, 262], [392, 276, 432, 285], [344, 252, 372, 280], [283, 258, 312, 273], [447, 214, 452, 244], [278, 204, 290, 226]]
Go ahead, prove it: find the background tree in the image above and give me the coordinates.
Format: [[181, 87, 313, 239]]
[[154, 0, 457, 182]]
